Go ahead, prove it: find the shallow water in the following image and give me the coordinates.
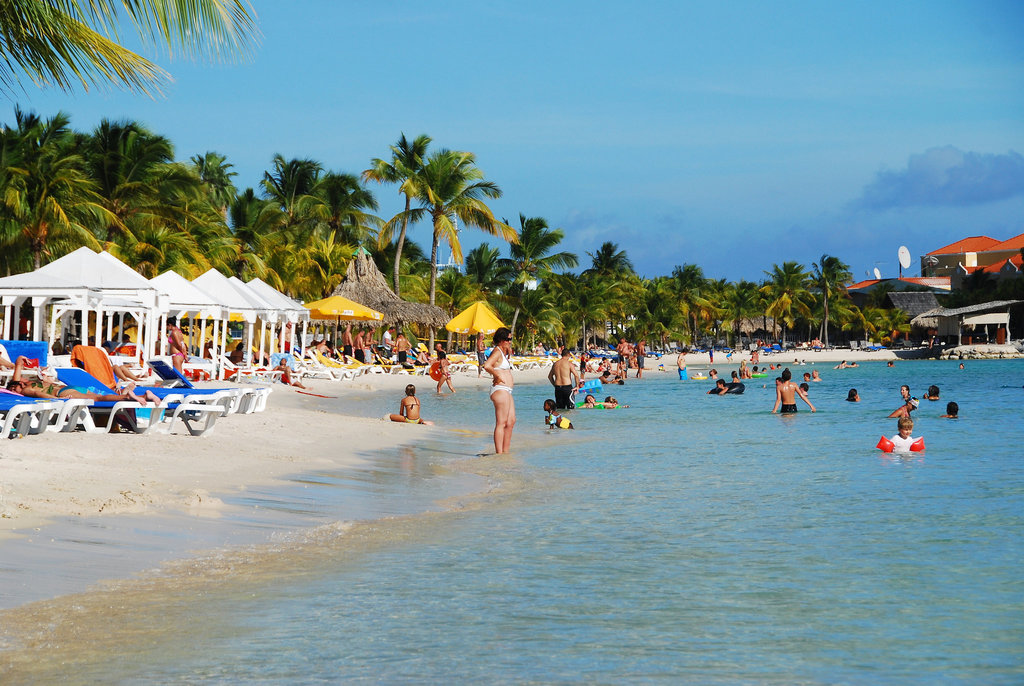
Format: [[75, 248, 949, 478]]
[[2, 359, 1023, 683]]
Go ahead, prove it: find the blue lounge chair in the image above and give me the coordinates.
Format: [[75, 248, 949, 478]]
[[54, 368, 224, 436], [1, 394, 59, 438], [147, 360, 268, 414]]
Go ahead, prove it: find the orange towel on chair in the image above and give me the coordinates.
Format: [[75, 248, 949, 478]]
[[70, 345, 118, 390]]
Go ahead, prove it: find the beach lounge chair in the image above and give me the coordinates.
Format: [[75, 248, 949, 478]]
[[0, 393, 60, 437], [146, 359, 269, 415], [54, 367, 225, 436], [219, 355, 283, 384]]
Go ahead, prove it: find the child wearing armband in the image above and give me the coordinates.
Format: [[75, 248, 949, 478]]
[[544, 399, 574, 429], [877, 416, 925, 453]]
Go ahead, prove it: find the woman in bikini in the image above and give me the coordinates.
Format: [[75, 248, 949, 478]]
[[166, 316, 189, 374], [388, 384, 434, 425], [482, 327, 516, 454]]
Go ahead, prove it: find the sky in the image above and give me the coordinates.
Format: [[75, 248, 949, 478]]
[[5, 1, 1024, 283]]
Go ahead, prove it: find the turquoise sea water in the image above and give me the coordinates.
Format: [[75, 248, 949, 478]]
[[2, 359, 1023, 683]]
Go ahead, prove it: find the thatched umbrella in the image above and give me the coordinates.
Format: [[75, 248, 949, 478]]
[[331, 249, 448, 327]]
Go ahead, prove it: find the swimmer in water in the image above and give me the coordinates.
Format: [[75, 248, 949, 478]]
[[772, 368, 816, 413]]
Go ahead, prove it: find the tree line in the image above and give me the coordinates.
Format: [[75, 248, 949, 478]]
[[1, 109, 921, 349]]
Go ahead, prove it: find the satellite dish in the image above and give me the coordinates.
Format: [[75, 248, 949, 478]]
[[873, 267, 882, 280], [898, 246, 911, 270]]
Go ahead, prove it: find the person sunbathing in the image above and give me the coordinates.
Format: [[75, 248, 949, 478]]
[[5, 356, 159, 404]]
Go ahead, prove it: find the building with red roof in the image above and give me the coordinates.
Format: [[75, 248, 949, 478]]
[[921, 231, 1024, 288]]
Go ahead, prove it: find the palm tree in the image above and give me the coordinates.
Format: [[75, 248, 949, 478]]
[[312, 172, 380, 246], [503, 214, 578, 340], [82, 118, 191, 244], [723, 279, 761, 346], [191, 151, 237, 218], [0, 0, 257, 96], [363, 133, 431, 295], [811, 254, 852, 347], [0, 109, 110, 268], [465, 242, 513, 293], [406, 149, 516, 347], [761, 261, 813, 346], [261, 154, 322, 233], [671, 264, 710, 344], [585, 241, 634, 277]]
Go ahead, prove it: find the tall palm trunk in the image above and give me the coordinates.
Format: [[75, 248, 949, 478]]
[[392, 195, 411, 295], [821, 291, 830, 347], [510, 305, 521, 342], [428, 229, 439, 350]]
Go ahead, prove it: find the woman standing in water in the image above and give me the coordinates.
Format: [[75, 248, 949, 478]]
[[483, 327, 516, 454]]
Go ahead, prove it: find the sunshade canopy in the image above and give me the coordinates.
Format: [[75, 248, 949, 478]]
[[304, 295, 383, 321], [445, 301, 504, 334]]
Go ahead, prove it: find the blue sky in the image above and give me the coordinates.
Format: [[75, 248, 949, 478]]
[[6, 1, 1024, 282]]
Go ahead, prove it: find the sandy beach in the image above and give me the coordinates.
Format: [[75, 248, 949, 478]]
[[0, 347, 901, 539]]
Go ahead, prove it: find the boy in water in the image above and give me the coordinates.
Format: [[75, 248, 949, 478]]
[[889, 416, 921, 452], [941, 401, 959, 419], [543, 399, 574, 429], [389, 384, 434, 425], [771, 368, 816, 413]]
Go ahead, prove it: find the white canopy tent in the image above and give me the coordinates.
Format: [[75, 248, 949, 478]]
[[246, 278, 310, 355], [40, 249, 163, 358], [0, 248, 166, 359], [0, 270, 90, 342], [150, 270, 227, 366], [192, 270, 270, 379]]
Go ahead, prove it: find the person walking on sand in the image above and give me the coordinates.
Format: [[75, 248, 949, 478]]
[[548, 346, 579, 409], [772, 368, 816, 413], [483, 327, 516, 454], [476, 332, 487, 378], [389, 384, 434, 425]]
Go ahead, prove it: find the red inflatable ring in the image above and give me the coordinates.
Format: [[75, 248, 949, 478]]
[[429, 360, 442, 381]]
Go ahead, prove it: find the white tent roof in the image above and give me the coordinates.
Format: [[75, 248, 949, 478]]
[[246, 278, 310, 320], [0, 270, 88, 291], [37, 247, 158, 292], [151, 271, 224, 317], [193, 269, 265, 319]]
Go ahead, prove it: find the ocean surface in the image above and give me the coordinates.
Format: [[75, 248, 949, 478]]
[[2, 358, 1023, 684]]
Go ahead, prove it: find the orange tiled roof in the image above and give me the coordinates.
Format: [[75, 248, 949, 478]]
[[846, 279, 880, 290], [985, 232, 1024, 252], [927, 236, 1000, 255], [978, 255, 1023, 274]]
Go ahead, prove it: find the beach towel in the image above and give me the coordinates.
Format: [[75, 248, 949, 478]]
[[70, 345, 118, 389]]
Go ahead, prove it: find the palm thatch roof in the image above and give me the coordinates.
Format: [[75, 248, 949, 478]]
[[331, 250, 448, 327], [887, 292, 940, 320], [911, 299, 1022, 328]]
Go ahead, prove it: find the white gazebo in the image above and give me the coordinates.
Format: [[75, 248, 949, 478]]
[[246, 277, 311, 354], [0, 248, 165, 359], [192, 269, 273, 378], [150, 270, 227, 364]]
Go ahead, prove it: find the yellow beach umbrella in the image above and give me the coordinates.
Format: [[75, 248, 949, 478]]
[[304, 295, 383, 322], [445, 301, 504, 335]]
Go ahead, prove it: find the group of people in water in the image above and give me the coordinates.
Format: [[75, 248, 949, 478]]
[[383, 329, 972, 457]]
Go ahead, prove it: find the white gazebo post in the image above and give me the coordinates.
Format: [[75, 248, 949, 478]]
[[257, 317, 267, 364]]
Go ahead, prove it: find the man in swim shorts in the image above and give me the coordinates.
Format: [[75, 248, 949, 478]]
[[548, 346, 579, 409], [772, 368, 815, 413]]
